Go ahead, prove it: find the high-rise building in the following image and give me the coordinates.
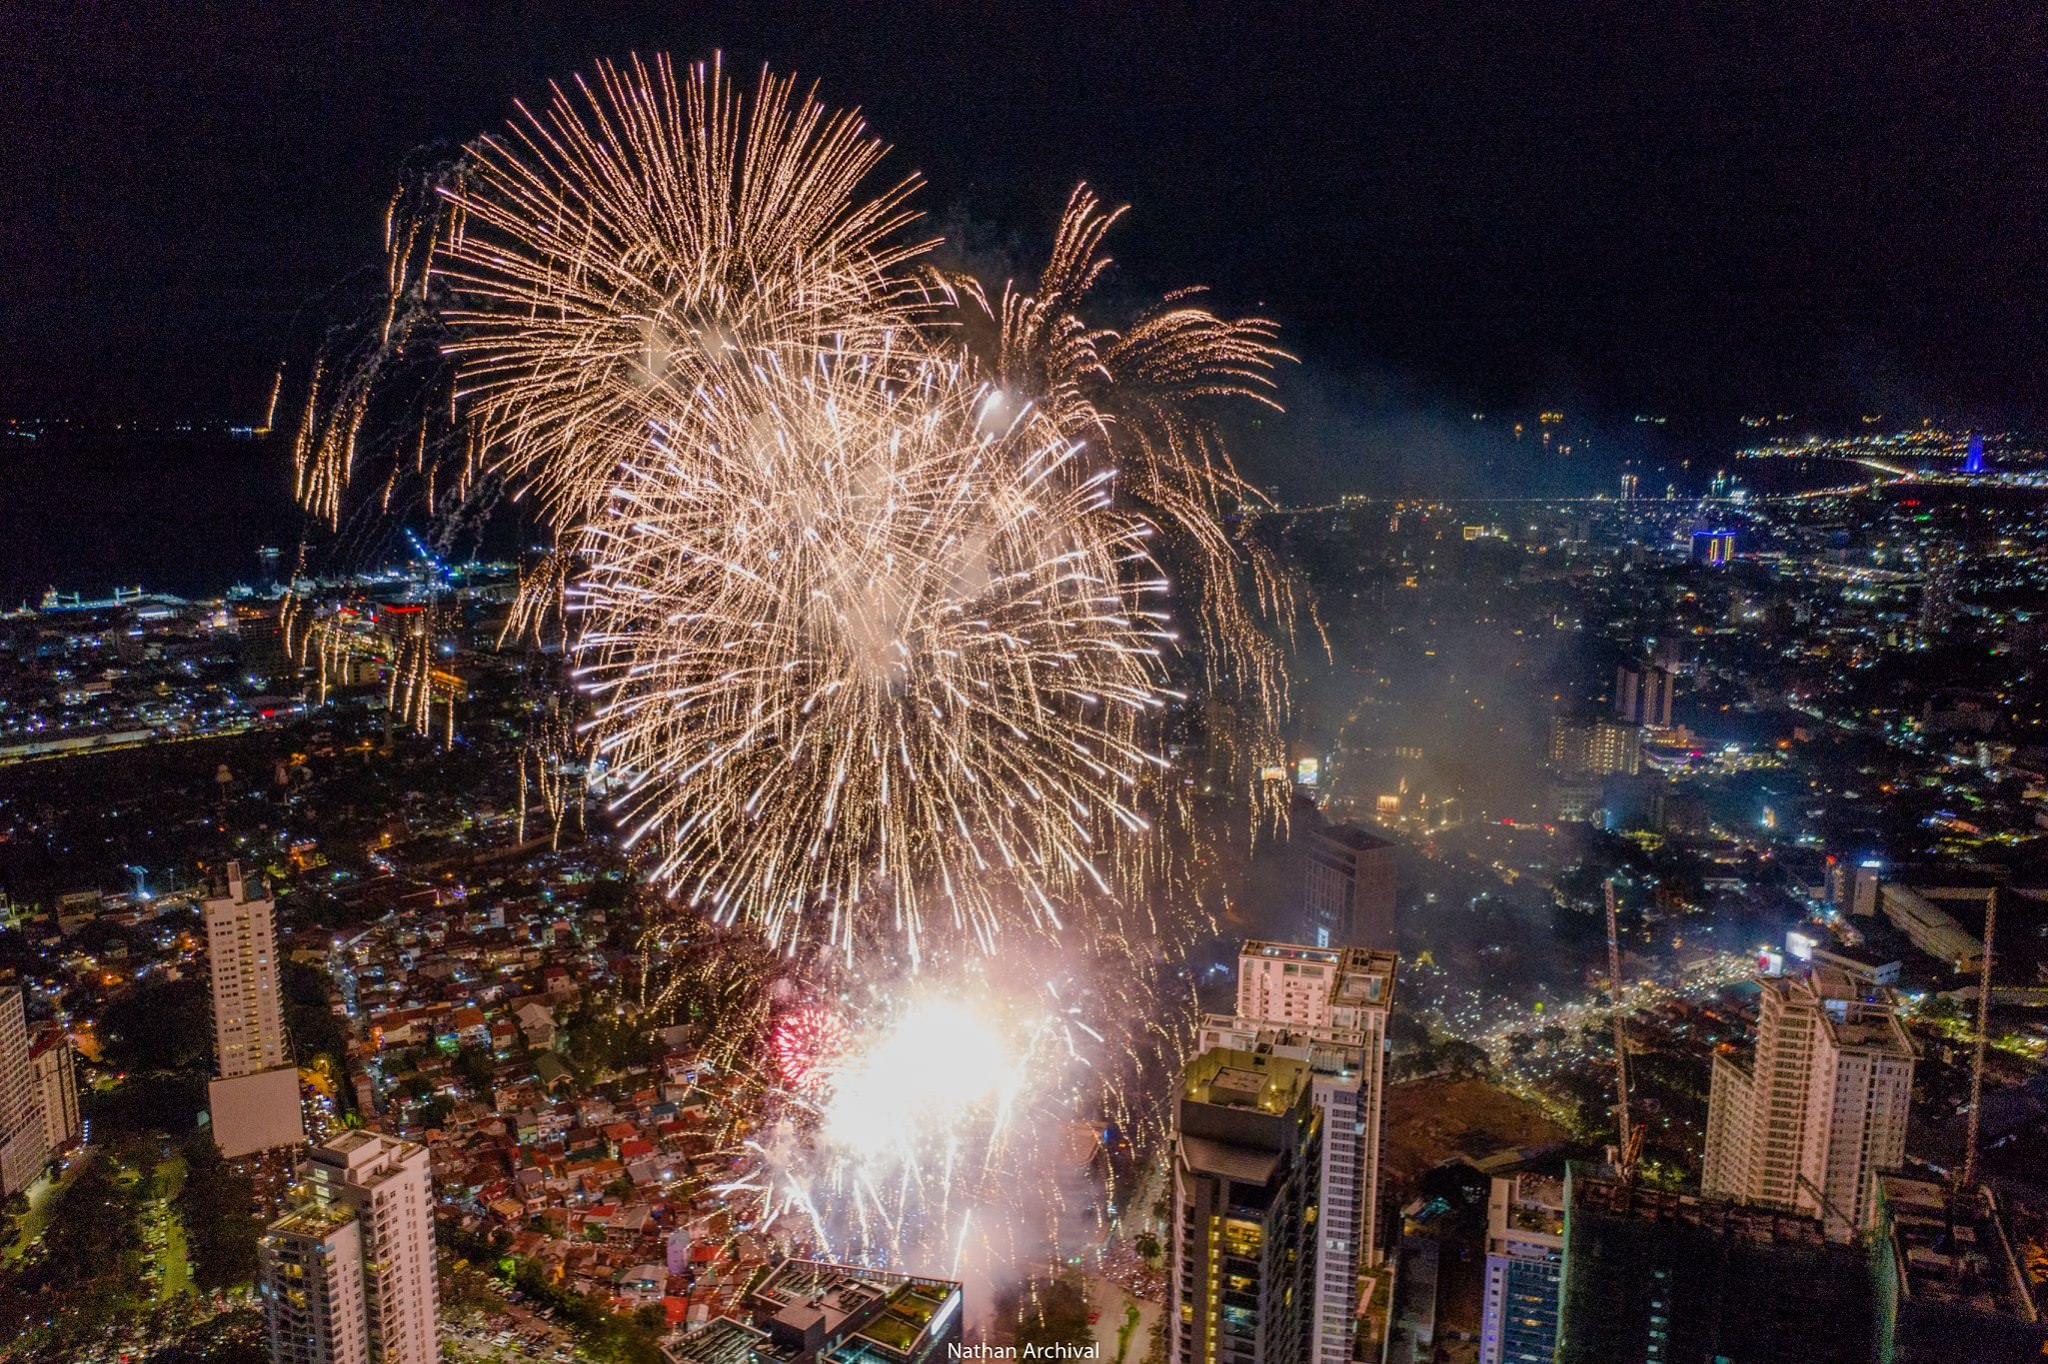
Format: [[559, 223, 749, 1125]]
[[1615, 662, 1675, 729], [261, 1131, 438, 1364], [1170, 1046, 1321, 1364], [0, 989, 48, 1195], [1548, 715, 1641, 778], [1555, 1164, 1875, 1364], [1586, 719, 1641, 777], [1702, 967, 1913, 1239], [206, 862, 288, 1078], [1827, 856, 1883, 918], [1478, 1174, 1564, 1364], [263, 1199, 367, 1364], [1298, 820, 1396, 951], [1920, 545, 1959, 639], [235, 603, 290, 690], [1234, 942, 1394, 1052], [205, 861, 304, 1157], [29, 1025, 78, 1155], [1206, 943, 1396, 1364], [1195, 1022, 1366, 1364]]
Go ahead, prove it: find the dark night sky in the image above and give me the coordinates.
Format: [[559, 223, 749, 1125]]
[[5, 0, 2047, 430]]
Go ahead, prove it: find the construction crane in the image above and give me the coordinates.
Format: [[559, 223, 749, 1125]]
[[1797, 1172, 1859, 1243], [1604, 880, 1643, 1180], [1962, 888, 1998, 1190]]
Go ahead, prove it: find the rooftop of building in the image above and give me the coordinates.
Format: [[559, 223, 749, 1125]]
[[1197, 1013, 1367, 1074], [1242, 941, 1343, 967], [1880, 1174, 2041, 1323], [1183, 1046, 1313, 1115], [1760, 967, 1915, 1058], [723, 1259, 962, 1364], [1567, 1165, 1835, 1250], [309, 1128, 427, 1182], [267, 1197, 357, 1241], [665, 1316, 772, 1364], [1500, 1174, 1566, 1238], [1311, 822, 1394, 853], [1240, 941, 1397, 1003]]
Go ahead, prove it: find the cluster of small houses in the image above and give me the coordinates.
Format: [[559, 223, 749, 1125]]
[[335, 894, 787, 1327]]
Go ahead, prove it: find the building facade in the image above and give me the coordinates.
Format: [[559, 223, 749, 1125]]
[[1171, 1048, 1321, 1364], [0, 989, 47, 1195], [205, 861, 289, 1078], [1300, 823, 1396, 951], [262, 1201, 369, 1364], [1615, 662, 1675, 729], [1874, 1174, 2047, 1361], [206, 861, 304, 1157], [260, 1132, 438, 1364], [1547, 715, 1641, 778], [1556, 1164, 1874, 1364], [29, 1025, 78, 1155], [1479, 1174, 1564, 1364], [1185, 944, 1396, 1364], [1702, 967, 1913, 1239]]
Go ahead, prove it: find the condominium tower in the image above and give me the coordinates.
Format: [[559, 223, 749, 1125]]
[[1703, 967, 1914, 1239], [1170, 1047, 1321, 1364], [205, 861, 289, 1078], [1200, 942, 1395, 1364], [260, 1131, 438, 1364]]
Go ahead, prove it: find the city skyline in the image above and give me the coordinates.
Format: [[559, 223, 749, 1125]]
[[3, 10, 2048, 1364]]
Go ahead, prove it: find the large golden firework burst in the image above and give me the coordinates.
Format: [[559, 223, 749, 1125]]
[[292, 53, 1299, 966]]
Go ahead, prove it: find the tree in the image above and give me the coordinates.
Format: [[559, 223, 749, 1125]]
[[455, 1044, 497, 1093], [178, 1133, 262, 1291], [100, 976, 211, 1074], [1000, 1274, 1093, 1353], [1439, 1039, 1491, 1078], [146, 1305, 269, 1364], [42, 1156, 141, 1287]]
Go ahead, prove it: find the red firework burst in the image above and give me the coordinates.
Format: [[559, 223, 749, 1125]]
[[772, 1003, 851, 1093]]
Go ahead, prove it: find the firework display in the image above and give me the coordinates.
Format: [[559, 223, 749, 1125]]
[[289, 52, 1291, 1274], [730, 940, 1191, 1276], [569, 342, 1172, 962], [771, 1002, 852, 1094]]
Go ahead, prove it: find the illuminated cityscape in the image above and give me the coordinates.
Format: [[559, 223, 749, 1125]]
[[5, 7, 2048, 1364]]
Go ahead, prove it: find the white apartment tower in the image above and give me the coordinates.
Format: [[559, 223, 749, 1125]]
[[1205, 942, 1396, 1364], [261, 1131, 439, 1364], [263, 1200, 368, 1364], [205, 861, 289, 1078], [1702, 966, 1914, 1240], [29, 1026, 79, 1154], [0, 989, 48, 1195]]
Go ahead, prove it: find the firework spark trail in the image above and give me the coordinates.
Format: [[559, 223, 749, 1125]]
[[565, 340, 1176, 962], [292, 56, 1293, 964], [289, 50, 1294, 1273], [720, 942, 1187, 1275], [438, 52, 935, 535]]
